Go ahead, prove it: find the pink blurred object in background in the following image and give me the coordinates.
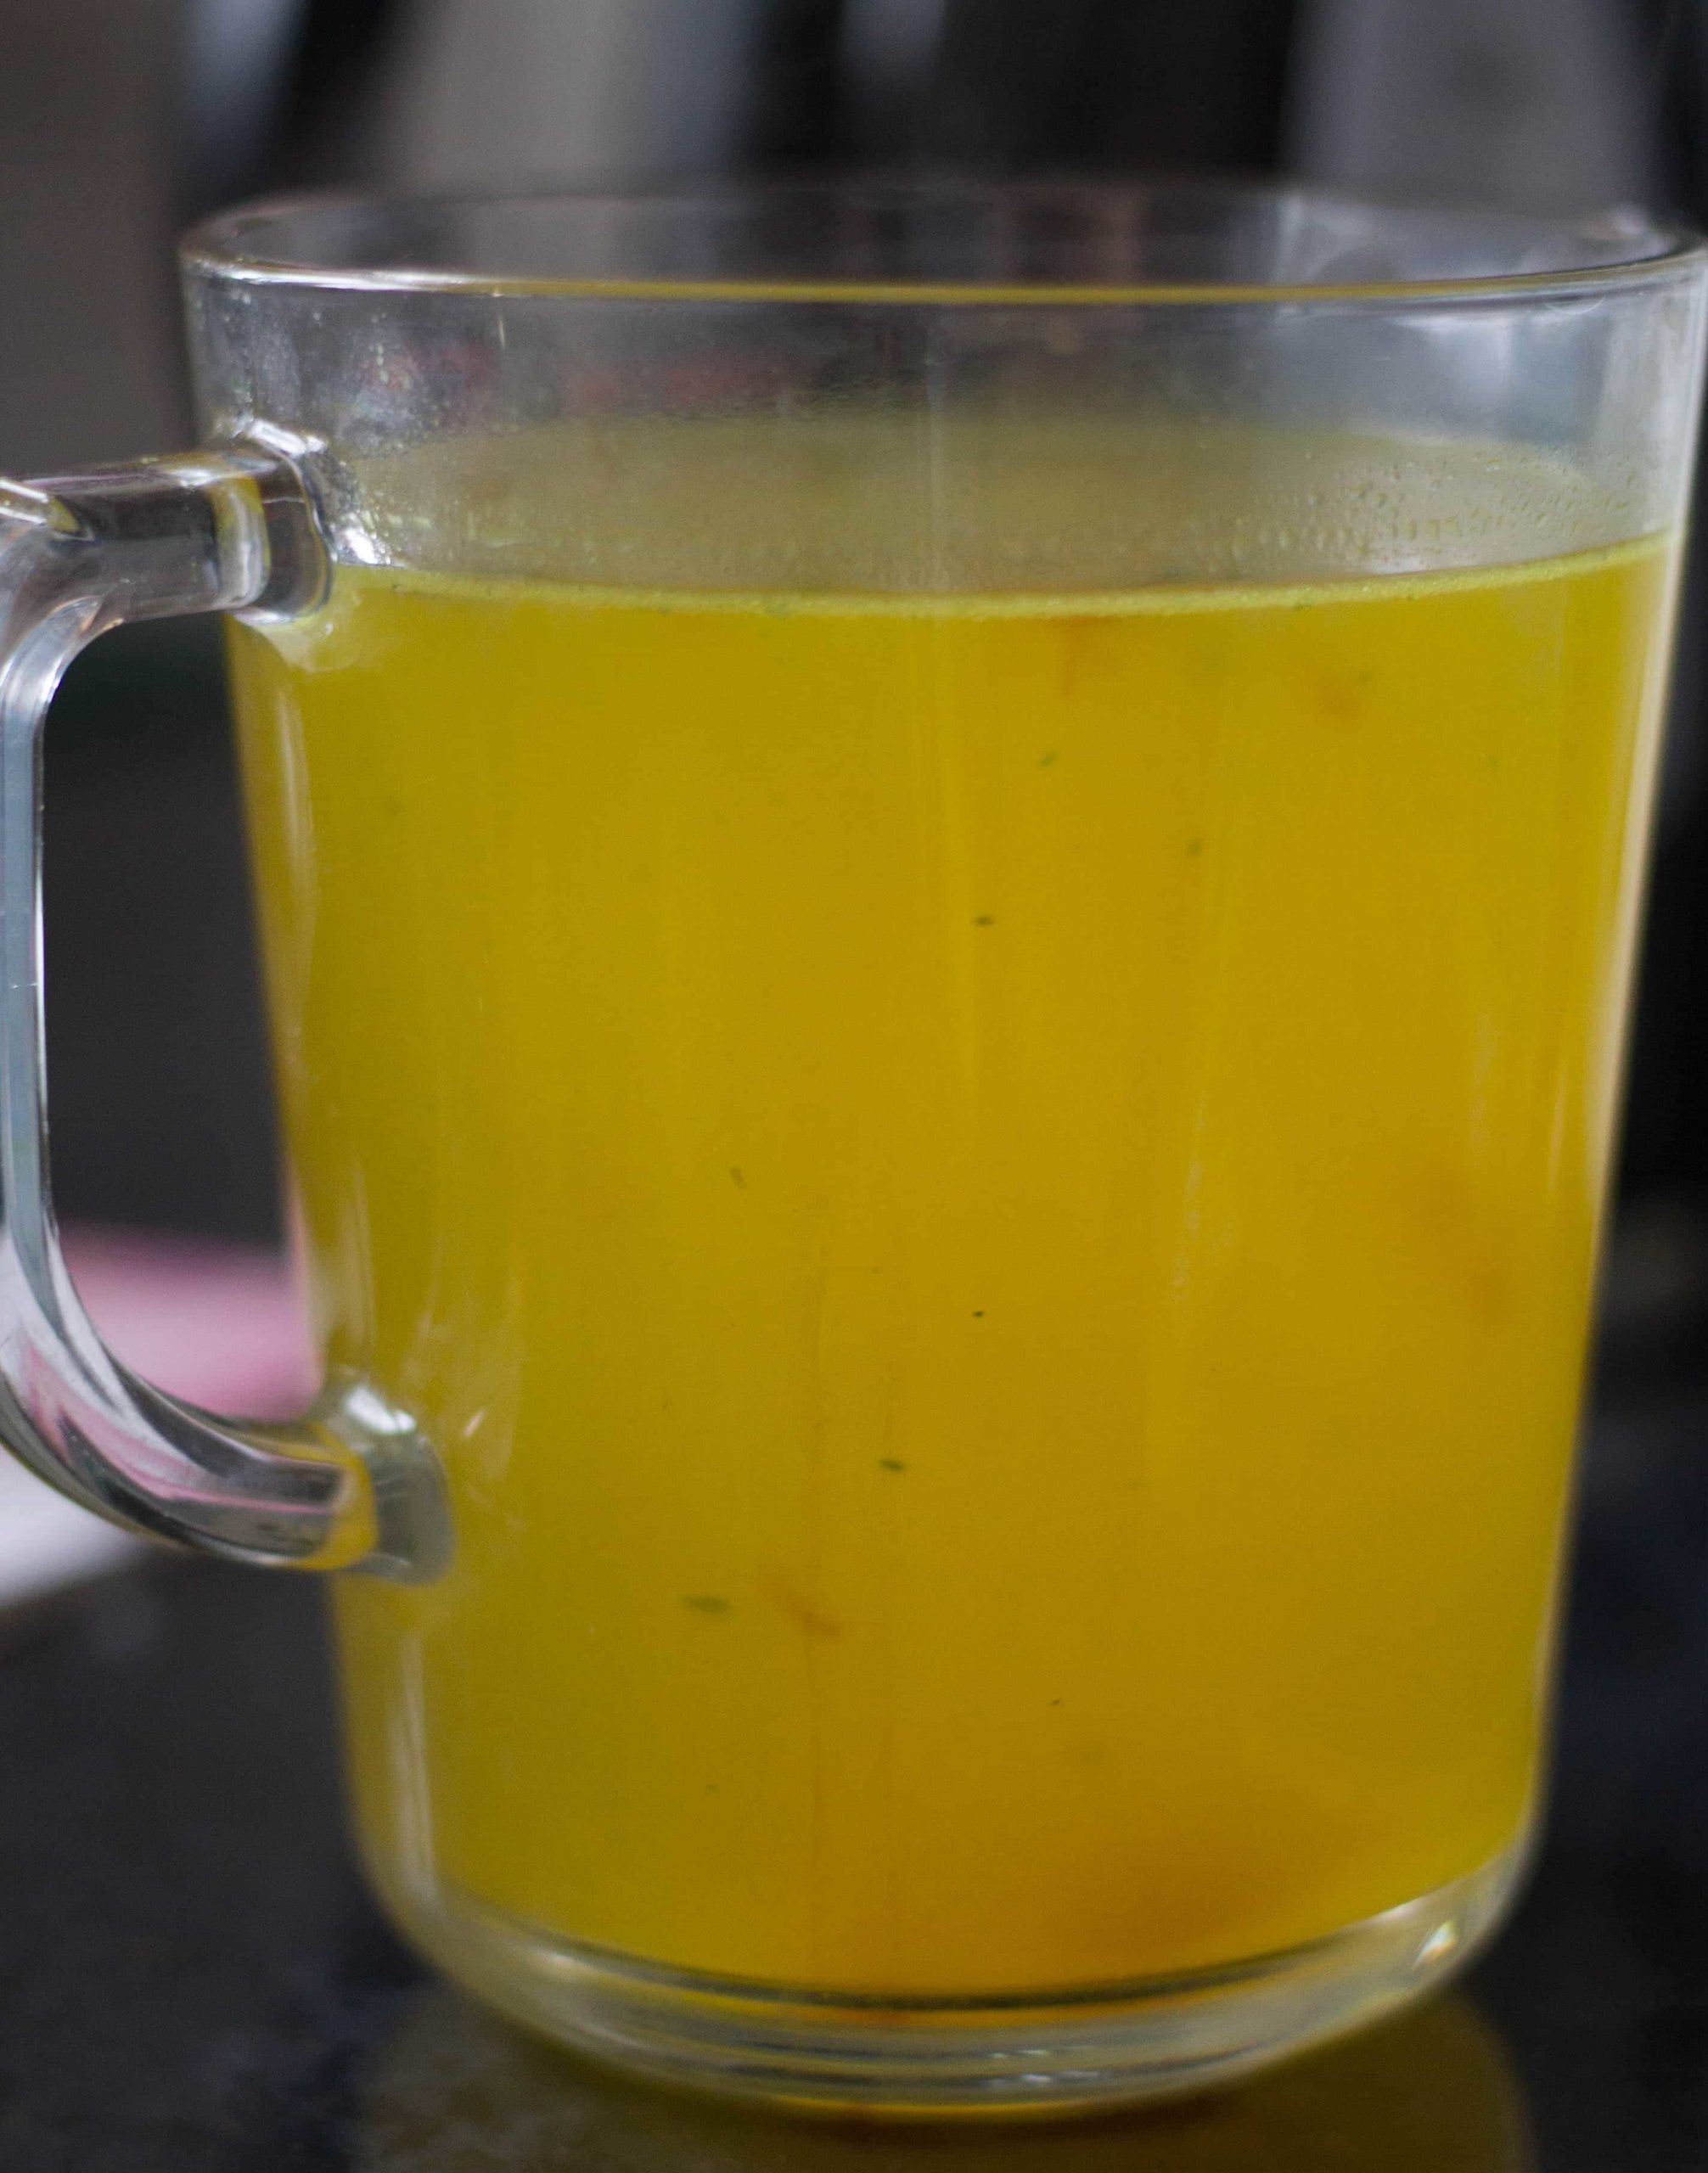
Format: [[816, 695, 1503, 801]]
[[62, 1225, 317, 1419], [0, 1227, 317, 1608]]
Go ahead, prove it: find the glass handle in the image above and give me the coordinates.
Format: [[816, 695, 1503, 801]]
[[0, 452, 448, 1579]]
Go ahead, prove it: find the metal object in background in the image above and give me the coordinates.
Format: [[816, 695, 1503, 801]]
[[840, 0, 948, 153], [1286, 0, 1660, 210], [179, 0, 312, 210], [378, 0, 767, 187]]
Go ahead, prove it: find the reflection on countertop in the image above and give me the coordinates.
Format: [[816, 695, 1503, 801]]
[[357, 1991, 1529, 2173]]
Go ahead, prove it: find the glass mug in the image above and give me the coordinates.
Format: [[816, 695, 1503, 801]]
[[0, 182, 1701, 2116]]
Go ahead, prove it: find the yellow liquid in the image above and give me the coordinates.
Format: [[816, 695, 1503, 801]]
[[232, 533, 1676, 1994]]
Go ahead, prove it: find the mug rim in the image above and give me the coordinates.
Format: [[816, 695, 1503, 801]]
[[182, 176, 1708, 310]]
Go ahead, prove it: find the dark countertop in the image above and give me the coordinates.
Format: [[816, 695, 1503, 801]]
[[0, 1384, 1703, 2172]]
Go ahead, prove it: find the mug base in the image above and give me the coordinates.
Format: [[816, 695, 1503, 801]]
[[376, 1843, 1524, 2117]]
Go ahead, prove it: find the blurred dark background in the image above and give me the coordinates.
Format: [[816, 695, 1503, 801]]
[[5, 0, 1707, 1384], [1, 12, 1706, 2162]]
